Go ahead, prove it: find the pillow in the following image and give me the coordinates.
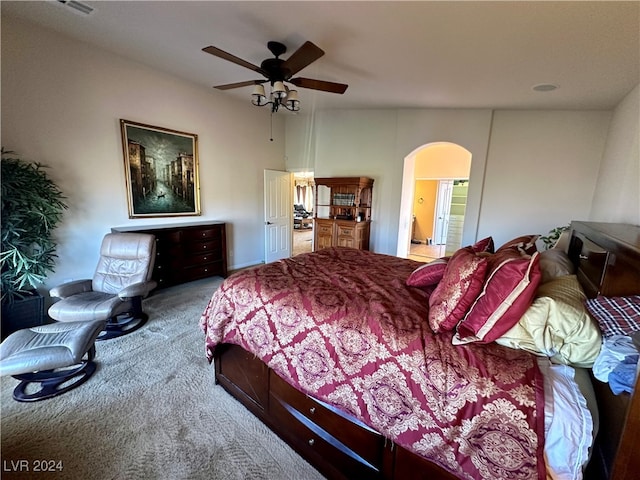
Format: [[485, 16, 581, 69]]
[[406, 257, 449, 288], [471, 236, 495, 253], [495, 275, 602, 367], [428, 247, 488, 333], [539, 248, 575, 283], [496, 234, 539, 255], [585, 295, 640, 338], [453, 248, 541, 345]]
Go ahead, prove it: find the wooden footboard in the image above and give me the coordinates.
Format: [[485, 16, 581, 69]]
[[213, 343, 458, 480]]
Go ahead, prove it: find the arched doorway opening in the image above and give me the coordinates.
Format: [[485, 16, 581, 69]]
[[397, 142, 472, 260]]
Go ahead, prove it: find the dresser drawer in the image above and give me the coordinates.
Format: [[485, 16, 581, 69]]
[[187, 240, 221, 255], [182, 251, 220, 267], [183, 226, 222, 242], [270, 372, 383, 468], [182, 262, 224, 282], [337, 225, 355, 237], [316, 223, 334, 235], [154, 230, 183, 245]]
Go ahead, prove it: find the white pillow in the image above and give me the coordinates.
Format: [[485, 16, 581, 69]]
[[539, 358, 594, 480]]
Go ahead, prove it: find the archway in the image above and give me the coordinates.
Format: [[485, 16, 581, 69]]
[[397, 142, 472, 259]]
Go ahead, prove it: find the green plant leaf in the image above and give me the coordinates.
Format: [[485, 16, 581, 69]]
[[1, 148, 68, 303]]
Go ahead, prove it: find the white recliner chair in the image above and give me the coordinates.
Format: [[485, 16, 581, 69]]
[[48, 232, 158, 340]]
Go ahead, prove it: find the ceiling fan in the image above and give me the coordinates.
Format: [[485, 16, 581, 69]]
[[202, 40, 348, 112]]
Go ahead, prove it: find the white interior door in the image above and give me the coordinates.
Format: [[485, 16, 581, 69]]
[[264, 170, 292, 264], [396, 152, 417, 257], [433, 180, 453, 245]]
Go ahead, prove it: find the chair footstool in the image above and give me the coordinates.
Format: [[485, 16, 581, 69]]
[[0, 320, 106, 402]]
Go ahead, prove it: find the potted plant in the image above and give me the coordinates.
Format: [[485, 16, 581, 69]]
[[1, 148, 68, 338]]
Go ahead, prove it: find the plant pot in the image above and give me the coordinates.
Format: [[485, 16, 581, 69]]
[[1, 290, 46, 340]]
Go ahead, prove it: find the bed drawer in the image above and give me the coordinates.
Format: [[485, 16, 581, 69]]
[[269, 371, 384, 478]]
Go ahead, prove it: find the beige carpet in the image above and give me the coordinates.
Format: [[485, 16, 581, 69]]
[[0, 277, 325, 480], [293, 229, 313, 256]]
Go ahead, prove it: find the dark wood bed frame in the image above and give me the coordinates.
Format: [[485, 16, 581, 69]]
[[212, 221, 640, 480]]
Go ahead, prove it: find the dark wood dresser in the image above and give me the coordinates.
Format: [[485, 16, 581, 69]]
[[112, 221, 227, 289]]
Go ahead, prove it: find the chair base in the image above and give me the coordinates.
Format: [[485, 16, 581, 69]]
[[11, 346, 97, 402], [97, 312, 148, 341]]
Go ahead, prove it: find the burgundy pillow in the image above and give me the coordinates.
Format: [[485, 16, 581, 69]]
[[496, 234, 539, 255], [406, 257, 449, 288], [428, 247, 488, 333], [472, 236, 495, 253], [453, 248, 542, 344]]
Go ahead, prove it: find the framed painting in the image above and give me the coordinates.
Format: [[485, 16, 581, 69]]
[[120, 119, 201, 218]]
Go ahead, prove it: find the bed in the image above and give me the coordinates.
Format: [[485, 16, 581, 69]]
[[200, 221, 640, 480]]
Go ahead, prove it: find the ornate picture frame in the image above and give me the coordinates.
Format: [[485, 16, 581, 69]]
[[120, 119, 201, 218]]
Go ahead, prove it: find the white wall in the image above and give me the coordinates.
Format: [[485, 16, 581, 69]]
[[479, 110, 612, 245], [590, 84, 640, 224], [286, 109, 494, 253], [287, 108, 613, 253], [1, 16, 286, 293]]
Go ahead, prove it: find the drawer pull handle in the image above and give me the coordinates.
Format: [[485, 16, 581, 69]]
[[308, 439, 315, 446], [309, 407, 316, 415], [579, 254, 589, 260]]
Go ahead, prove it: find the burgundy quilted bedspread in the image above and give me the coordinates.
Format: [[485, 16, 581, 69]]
[[200, 248, 545, 480]]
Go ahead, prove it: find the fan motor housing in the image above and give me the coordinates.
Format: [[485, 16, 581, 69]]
[[260, 58, 291, 81]]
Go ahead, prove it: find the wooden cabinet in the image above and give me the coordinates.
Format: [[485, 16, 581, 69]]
[[567, 221, 640, 298], [112, 221, 227, 288], [313, 177, 374, 251]]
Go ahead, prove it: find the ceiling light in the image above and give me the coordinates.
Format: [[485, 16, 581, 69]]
[[251, 84, 267, 106], [251, 81, 300, 113], [532, 83, 559, 92]]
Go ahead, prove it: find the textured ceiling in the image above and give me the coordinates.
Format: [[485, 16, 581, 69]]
[[3, 1, 639, 111]]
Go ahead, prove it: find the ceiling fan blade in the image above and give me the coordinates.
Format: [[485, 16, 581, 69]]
[[203, 46, 266, 75], [214, 80, 266, 90], [290, 77, 348, 94], [282, 41, 325, 77]]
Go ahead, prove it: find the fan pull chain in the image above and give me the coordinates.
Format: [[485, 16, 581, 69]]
[[270, 112, 274, 142]]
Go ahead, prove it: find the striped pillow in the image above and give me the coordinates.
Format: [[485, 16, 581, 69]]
[[453, 248, 542, 345]]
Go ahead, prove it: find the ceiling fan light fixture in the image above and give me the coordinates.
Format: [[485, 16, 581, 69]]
[[286, 89, 300, 111], [206, 40, 348, 117], [272, 81, 287, 99], [251, 84, 267, 106]]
